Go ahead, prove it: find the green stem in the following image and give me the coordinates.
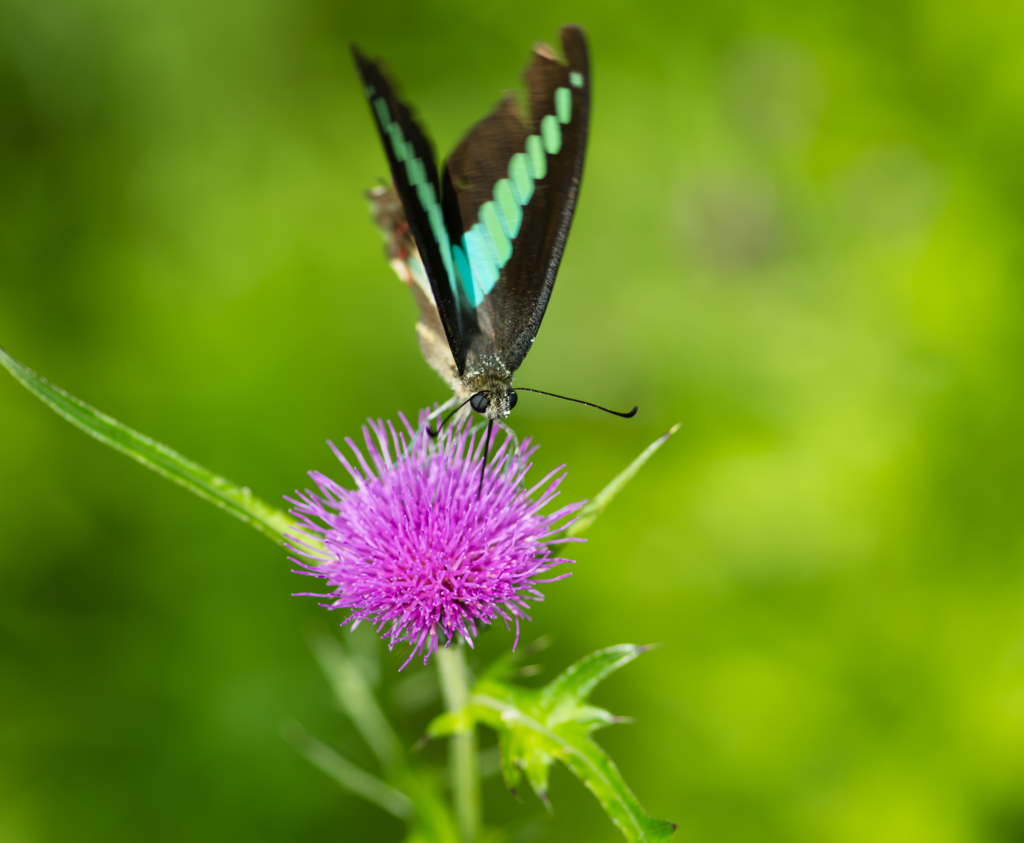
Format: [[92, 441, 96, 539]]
[[436, 643, 480, 842]]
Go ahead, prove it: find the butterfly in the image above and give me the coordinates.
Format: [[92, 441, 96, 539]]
[[353, 25, 635, 433]]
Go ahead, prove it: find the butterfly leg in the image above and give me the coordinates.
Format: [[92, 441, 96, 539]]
[[427, 395, 459, 424]]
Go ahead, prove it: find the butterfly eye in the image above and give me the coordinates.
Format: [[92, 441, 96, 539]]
[[470, 392, 490, 414], [508, 390, 518, 410]]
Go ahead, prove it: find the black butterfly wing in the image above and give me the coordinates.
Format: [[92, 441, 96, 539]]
[[351, 46, 477, 375], [441, 25, 590, 373]]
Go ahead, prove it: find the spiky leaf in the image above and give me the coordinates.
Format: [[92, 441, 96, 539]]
[[0, 345, 298, 545], [428, 645, 675, 842], [567, 425, 679, 539]]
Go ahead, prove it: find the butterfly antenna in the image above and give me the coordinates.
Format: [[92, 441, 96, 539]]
[[428, 396, 473, 438], [478, 419, 494, 498], [516, 388, 638, 419]]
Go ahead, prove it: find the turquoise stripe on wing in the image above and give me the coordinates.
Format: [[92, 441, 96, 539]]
[[406, 156, 426, 186], [442, 69, 584, 311], [387, 124, 408, 162], [493, 179, 522, 239], [526, 134, 546, 180], [509, 153, 534, 205], [480, 202, 512, 267], [555, 86, 572, 124], [541, 114, 562, 155], [463, 225, 497, 305], [375, 106, 456, 298], [452, 244, 474, 304]]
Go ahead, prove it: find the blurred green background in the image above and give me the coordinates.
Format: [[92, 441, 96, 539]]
[[3, 0, 1024, 840]]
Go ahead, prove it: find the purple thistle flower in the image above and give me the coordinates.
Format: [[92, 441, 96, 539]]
[[287, 411, 583, 669]]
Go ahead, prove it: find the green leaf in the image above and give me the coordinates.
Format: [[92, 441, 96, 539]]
[[291, 635, 463, 843], [309, 632, 402, 770], [542, 644, 653, 709], [1, 345, 299, 546], [567, 425, 679, 539], [428, 645, 676, 842], [281, 719, 414, 820], [286, 715, 462, 843]]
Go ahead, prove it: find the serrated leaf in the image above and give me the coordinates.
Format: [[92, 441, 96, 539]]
[[542, 644, 651, 708], [524, 751, 551, 805], [566, 704, 621, 732], [426, 710, 468, 738], [1, 345, 298, 546], [427, 644, 676, 842], [567, 425, 679, 539]]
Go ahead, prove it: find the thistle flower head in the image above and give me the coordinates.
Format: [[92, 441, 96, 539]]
[[288, 411, 583, 668]]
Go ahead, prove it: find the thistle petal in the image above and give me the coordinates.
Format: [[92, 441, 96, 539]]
[[289, 411, 584, 668]]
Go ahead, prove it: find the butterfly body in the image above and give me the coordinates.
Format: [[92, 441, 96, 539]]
[[355, 27, 591, 422]]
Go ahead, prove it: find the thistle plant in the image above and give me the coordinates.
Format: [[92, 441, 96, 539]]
[[1, 345, 678, 841], [288, 413, 581, 667]]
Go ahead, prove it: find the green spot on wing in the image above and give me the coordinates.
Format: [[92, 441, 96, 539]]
[[569, 71, 584, 88], [526, 134, 547, 180], [493, 178, 521, 239], [555, 86, 572, 124], [387, 124, 407, 162], [373, 97, 391, 128], [480, 201, 512, 266], [541, 114, 562, 155], [464, 225, 497, 299], [508, 152, 534, 205], [405, 156, 426, 187], [416, 180, 436, 212]]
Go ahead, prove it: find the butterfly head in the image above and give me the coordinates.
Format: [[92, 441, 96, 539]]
[[469, 386, 518, 421]]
